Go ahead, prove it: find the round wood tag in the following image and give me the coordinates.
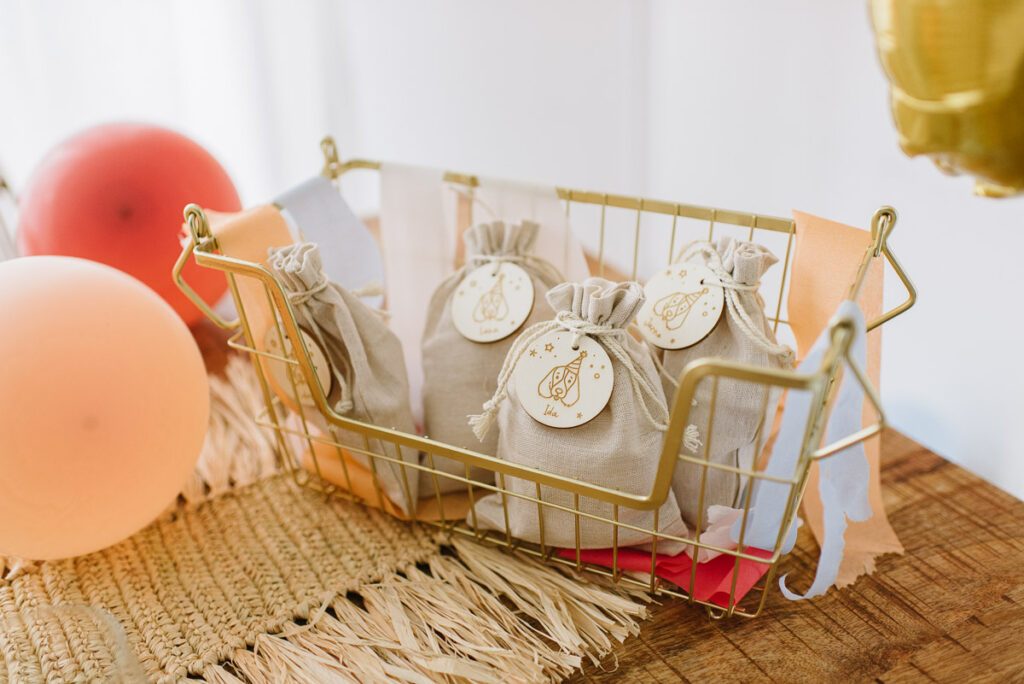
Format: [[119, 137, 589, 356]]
[[264, 326, 333, 407], [514, 331, 613, 429], [637, 264, 724, 349], [451, 262, 535, 343]]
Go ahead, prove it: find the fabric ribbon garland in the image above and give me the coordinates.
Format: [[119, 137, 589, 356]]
[[730, 300, 874, 599], [469, 310, 670, 440]]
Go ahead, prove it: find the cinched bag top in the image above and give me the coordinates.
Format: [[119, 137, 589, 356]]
[[545, 277, 645, 329], [465, 220, 540, 259], [716, 237, 778, 289], [268, 242, 331, 304]]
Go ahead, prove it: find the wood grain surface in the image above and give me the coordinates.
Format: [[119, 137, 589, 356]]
[[570, 430, 1024, 683]]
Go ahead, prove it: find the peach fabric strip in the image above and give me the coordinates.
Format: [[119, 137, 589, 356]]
[[789, 210, 903, 587]]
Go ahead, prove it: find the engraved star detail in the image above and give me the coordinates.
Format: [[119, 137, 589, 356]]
[[544, 343, 554, 352], [576, 412, 583, 419], [529, 348, 537, 357]]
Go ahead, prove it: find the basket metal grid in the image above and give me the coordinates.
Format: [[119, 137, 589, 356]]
[[174, 138, 915, 618]]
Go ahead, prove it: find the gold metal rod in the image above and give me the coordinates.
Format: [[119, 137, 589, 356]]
[[317, 140, 795, 232], [328, 425, 356, 501], [812, 424, 885, 460], [611, 505, 620, 582], [393, 437, 415, 517], [688, 376, 718, 600], [228, 272, 294, 474], [631, 200, 643, 280], [868, 243, 917, 331], [465, 463, 479, 537], [668, 209, 679, 265], [648, 507, 660, 593], [498, 472, 513, 546], [772, 226, 796, 334], [574, 493, 582, 571], [427, 452, 447, 528], [363, 433, 387, 511], [535, 482, 547, 556]]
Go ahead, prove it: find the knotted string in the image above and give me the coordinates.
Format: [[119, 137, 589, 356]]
[[468, 311, 670, 441], [638, 241, 793, 456], [467, 252, 564, 284], [634, 323, 704, 455], [676, 242, 795, 364], [282, 275, 355, 415], [286, 276, 330, 306]]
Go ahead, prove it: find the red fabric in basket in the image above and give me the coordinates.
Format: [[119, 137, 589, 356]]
[[556, 546, 773, 607]]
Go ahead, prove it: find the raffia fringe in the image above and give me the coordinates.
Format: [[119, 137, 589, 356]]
[[202, 537, 648, 683], [177, 356, 281, 506], [184, 359, 653, 681]]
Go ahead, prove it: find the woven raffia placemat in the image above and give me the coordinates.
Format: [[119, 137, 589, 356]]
[[0, 360, 648, 683]]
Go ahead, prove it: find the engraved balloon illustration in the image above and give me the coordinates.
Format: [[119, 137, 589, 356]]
[[538, 349, 586, 407], [472, 272, 509, 323]]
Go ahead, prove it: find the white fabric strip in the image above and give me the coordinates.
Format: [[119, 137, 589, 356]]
[[379, 163, 449, 425], [732, 300, 874, 599], [275, 175, 385, 308], [473, 177, 590, 284]]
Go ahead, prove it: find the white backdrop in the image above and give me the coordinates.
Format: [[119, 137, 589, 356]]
[[2, 0, 1021, 498]]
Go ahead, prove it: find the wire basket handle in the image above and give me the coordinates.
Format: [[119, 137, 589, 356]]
[[172, 204, 239, 330], [861, 206, 917, 331]]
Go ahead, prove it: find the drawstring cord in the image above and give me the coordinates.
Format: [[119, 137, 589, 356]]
[[677, 242, 795, 363], [467, 252, 564, 284], [468, 311, 670, 441], [284, 277, 355, 415], [652, 241, 794, 454], [633, 323, 704, 455], [286, 277, 329, 306]]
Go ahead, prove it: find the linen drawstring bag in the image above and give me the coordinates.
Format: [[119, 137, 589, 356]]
[[421, 220, 562, 494], [268, 242, 420, 514], [658, 238, 794, 528], [469, 278, 689, 550]]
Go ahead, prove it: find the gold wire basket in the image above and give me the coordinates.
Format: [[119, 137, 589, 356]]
[[174, 138, 915, 619]]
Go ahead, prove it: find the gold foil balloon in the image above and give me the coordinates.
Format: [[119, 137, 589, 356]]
[[869, 0, 1024, 197]]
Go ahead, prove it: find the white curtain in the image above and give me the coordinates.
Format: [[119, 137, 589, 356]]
[[0, 0, 355, 205]]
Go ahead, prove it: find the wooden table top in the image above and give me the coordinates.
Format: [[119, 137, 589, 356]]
[[570, 430, 1024, 683], [193, 323, 1024, 682]]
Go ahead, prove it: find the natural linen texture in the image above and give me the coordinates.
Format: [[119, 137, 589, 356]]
[[658, 238, 794, 529], [471, 278, 689, 550], [421, 220, 562, 494], [268, 242, 420, 514]]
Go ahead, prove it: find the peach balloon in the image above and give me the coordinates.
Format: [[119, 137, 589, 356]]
[[0, 256, 209, 560]]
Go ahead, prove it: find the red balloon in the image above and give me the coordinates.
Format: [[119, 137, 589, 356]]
[[17, 123, 241, 325]]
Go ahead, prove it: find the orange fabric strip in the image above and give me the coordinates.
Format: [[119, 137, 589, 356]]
[[789, 210, 903, 587]]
